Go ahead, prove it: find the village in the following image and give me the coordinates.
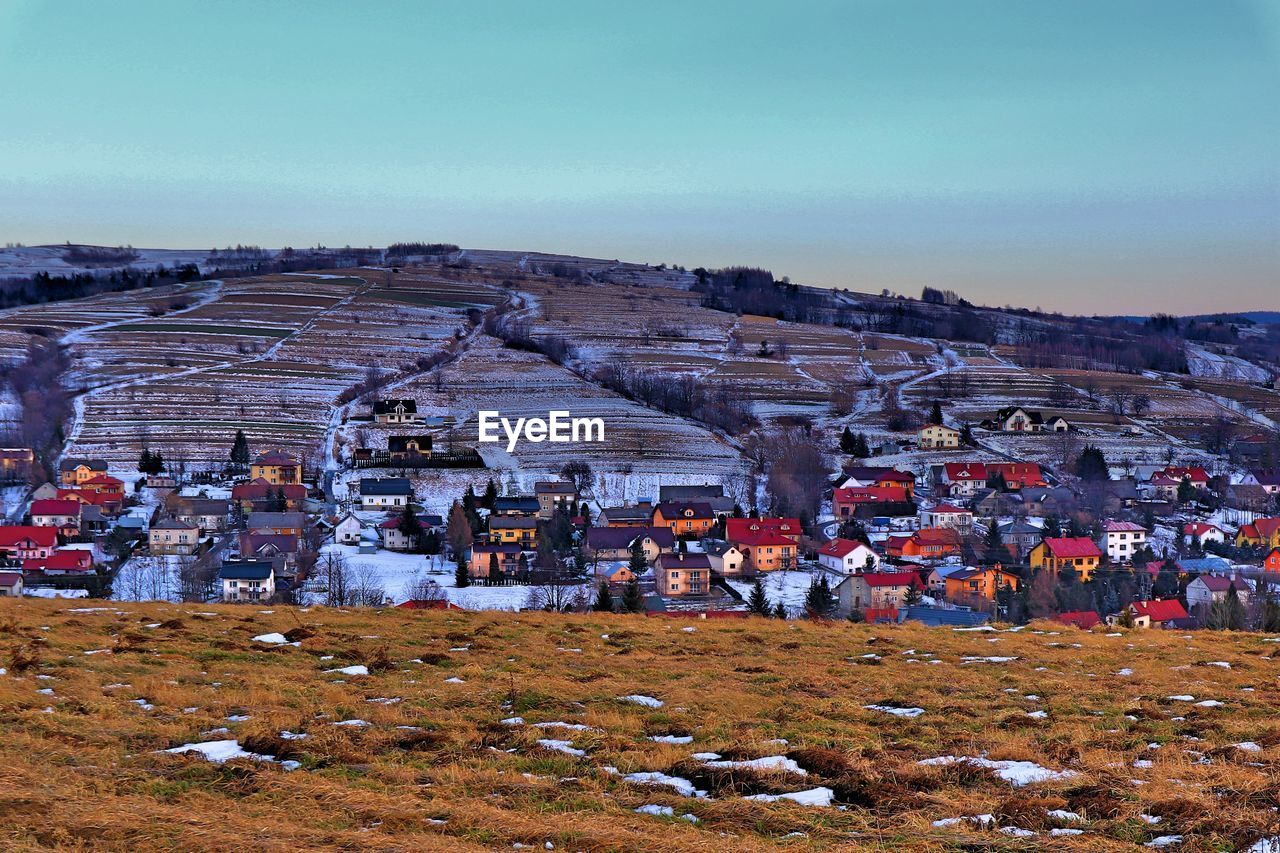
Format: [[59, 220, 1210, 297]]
[[2, 392, 1277, 634]]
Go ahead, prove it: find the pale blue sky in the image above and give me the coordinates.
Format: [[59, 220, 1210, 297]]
[[1, 0, 1277, 313]]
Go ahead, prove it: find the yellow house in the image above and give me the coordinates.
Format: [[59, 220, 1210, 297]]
[[489, 516, 538, 548], [917, 423, 960, 449], [59, 458, 108, 487], [1029, 536, 1102, 582], [250, 450, 302, 486], [1236, 518, 1280, 549]]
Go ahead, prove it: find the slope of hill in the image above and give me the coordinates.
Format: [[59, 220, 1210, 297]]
[[2, 599, 1279, 850]]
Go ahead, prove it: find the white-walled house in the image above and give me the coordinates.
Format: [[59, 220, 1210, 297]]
[[816, 538, 878, 574], [334, 513, 364, 545], [1182, 522, 1227, 547], [218, 559, 276, 603], [358, 478, 413, 511], [1100, 520, 1147, 563]]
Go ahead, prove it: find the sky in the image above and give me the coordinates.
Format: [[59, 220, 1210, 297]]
[[1, 0, 1277, 315]]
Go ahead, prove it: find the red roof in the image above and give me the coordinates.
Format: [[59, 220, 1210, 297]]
[[254, 451, 298, 465], [79, 474, 124, 490], [23, 549, 94, 573], [913, 528, 962, 547], [726, 517, 802, 540], [232, 479, 307, 500], [817, 538, 866, 558], [1042, 537, 1102, 559], [930, 503, 970, 515], [1056, 610, 1101, 629], [57, 488, 121, 507], [1159, 466, 1209, 483], [833, 486, 909, 505], [987, 462, 1045, 486], [943, 462, 988, 481], [1130, 599, 1189, 622], [734, 532, 797, 548], [0, 526, 57, 549], [1182, 522, 1223, 537], [30, 499, 82, 517], [0, 572, 21, 586], [860, 572, 921, 588]]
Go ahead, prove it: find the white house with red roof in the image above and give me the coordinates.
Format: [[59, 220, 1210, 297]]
[[816, 538, 878, 574], [29, 499, 82, 537], [941, 463, 988, 497], [921, 503, 973, 533], [1099, 520, 1146, 563], [1182, 521, 1227, 546]]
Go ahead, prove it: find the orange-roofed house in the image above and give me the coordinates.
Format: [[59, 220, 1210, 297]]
[[652, 502, 715, 538], [885, 527, 962, 560], [1029, 536, 1102, 581], [0, 526, 57, 560]]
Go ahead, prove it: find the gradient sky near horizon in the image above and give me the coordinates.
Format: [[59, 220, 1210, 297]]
[[2, 0, 1277, 315]]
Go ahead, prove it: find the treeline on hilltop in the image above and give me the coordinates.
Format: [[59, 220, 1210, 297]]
[[385, 242, 461, 258], [692, 264, 1279, 376]]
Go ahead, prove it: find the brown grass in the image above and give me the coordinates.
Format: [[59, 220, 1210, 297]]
[[1, 599, 1279, 850]]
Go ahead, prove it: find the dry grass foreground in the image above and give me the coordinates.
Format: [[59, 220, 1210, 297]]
[[1, 600, 1279, 851]]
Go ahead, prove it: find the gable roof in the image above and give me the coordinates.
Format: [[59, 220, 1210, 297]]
[[1183, 521, 1225, 537], [388, 435, 433, 453], [493, 496, 540, 513], [726, 517, 802, 541], [912, 527, 962, 547], [359, 477, 413, 496], [246, 511, 307, 529], [655, 501, 714, 521], [1130, 599, 1189, 622], [943, 462, 988, 481], [23, 549, 94, 573], [655, 553, 712, 571], [1041, 537, 1102, 559], [30, 499, 81, 517], [834, 486, 910, 505], [252, 450, 298, 466], [58, 457, 107, 473], [817, 538, 869, 558], [534, 480, 576, 495], [232, 479, 307, 500], [586, 526, 674, 551], [1056, 610, 1101, 629], [372, 398, 417, 415], [1102, 520, 1145, 533], [151, 518, 197, 531], [860, 571, 922, 588], [659, 484, 724, 502], [1192, 574, 1250, 593], [489, 515, 538, 530], [218, 559, 274, 581]]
